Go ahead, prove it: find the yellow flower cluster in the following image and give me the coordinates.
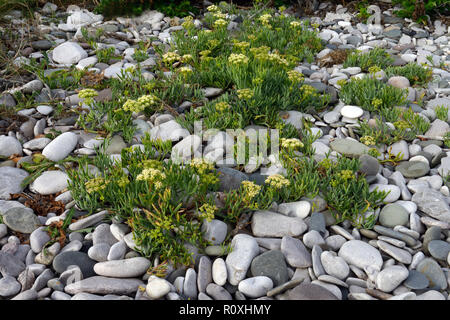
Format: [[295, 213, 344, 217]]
[[279, 5, 286, 13], [368, 66, 381, 74], [290, 21, 302, 28], [252, 77, 263, 86], [213, 12, 227, 19], [138, 94, 159, 108], [190, 158, 214, 174], [259, 14, 272, 26], [394, 120, 410, 130], [251, 48, 288, 66], [78, 89, 98, 99], [136, 168, 166, 188], [372, 98, 383, 108], [200, 50, 211, 57], [281, 138, 304, 149], [198, 203, 217, 222], [182, 54, 193, 62], [237, 88, 254, 100], [208, 39, 220, 48], [287, 70, 304, 83], [360, 135, 376, 146], [85, 177, 106, 193], [241, 180, 261, 199], [338, 169, 355, 180], [179, 66, 193, 76], [233, 40, 250, 52], [207, 4, 219, 12], [182, 16, 194, 29], [122, 99, 145, 113], [336, 79, 347, 87], [318, 158, 334, 170], [228, 53, 249, 65], [141, 159, 163, 170], [215, 101, 230, 112], [265, 174, 290, 189], [162, 51, 181, 65], [214, 18, 228, 28], [117, 175, 129, 188], [300, 84, 316, 95]]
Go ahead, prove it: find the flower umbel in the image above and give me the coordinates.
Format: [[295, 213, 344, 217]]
[[265, 174, 290, 189], [198, 203, 217, 222]]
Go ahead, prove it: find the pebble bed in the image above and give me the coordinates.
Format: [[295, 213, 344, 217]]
[[0, 2, 449, 300]]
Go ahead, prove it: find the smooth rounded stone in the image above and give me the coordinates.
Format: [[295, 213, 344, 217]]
[[93, 223, 118, 247], [171, 134, 201, 161], [379, 203, 409, 228], [225, 234, 259, 285], [238, 276, 273, 298], [52, 42, 88, 65], [206, 283, 232, 300], [359, 154, 380, 176], [110, 223, 130, 242], [107, 240, 127, 261], [277, 201, 311, 219], [323, 111, 340, 124], [65, 276, 144, 295], [174, 276, 184, 295], [23, 138, 51, 151], [413, 189, 450, 224], [69, 210, 108, 231], [375, 265, 409, 293], [428, 240, 450, 261], [320, 251, 350, 280], [0, 275, 21, 297], [330, 138, 369, 158], [197, 292, 212, 300], [395, 161, 430, 178], [281, 236, 311, 268], [30, 227, 51, 253], [0, 135, 22, 157], [288, 282, 339, 300], [325, 235, 347, 251], [104, 135, 127, 155], [425, 119, 449, 139], [48, 278, 65, 292], [11, 288, 38, 300], [197, 256, 212, 293], [42, 132, 78, 161], [302, 230, 325, 249], [36, 105, 53, 116], [416, 290, 446, 300], [32, 268, 54, 291], [30, 170, 69, 195], [53, 251, 96, 277], [183, 268, 198, 299], [212, 258, 227, 286], [51, 291, 72, 300], [60, 240, 83, 253], [340, 105, 363, 119], [388, 76, 410, 89], [88, 243, 110, 262], [255, 238, 281, 250], [369, 184, 401, 203], [251, 210, 307, 238], [338, 240, 383, 270], [94, 257, 150, 278], [373, 225, 417, 247], [3, 207, 40, 234], [217, 167, 249, 192], [309, 212, 327, 236], [34, 241, 60, 265], [0, 224, 7, 238], [0, 167, 29, 200], [404, 270, 429, 290], [250, 250, 289, 287], [201, 219, 227, 245], [330, 225, 354, 241], [312, 245, 326, 278], [377, 240, 412, 264], [416, 258, 447, 290], [311, 280, 342, 299], [378, 235, 406, 248]]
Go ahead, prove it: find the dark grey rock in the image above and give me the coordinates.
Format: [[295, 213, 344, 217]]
[[428, 240, 450, 261], [404, 270, 429, 290], [288, 283, 339, 300], [250, 250, 289, 287], [52, 251, 96, 277], [217, 167, 249, 192], [416, 258, 447, 290], [0, 251, 26, 277]]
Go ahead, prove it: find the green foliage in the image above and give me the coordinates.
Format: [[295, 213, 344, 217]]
[[356, 0, 371, 22], [385, 63, 433, 86], [96, 46, 118, 64], [392, 0, 449, 24], [94, 0, 199, 18], [339, 77, 406, 112], [343, 48, 394, 71], [435, 105, 449, 121], [444, 132, 450, 148]]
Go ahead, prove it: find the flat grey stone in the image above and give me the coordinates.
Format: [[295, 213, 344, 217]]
[[206, 283, 232, 300], [65, 276, 144, 295], [428, 240, 450, 261], [412, 189, 450, 224], [288, 283, 339, 300], [338, 240, 383, 270], [395, 161, 430, 178], [3, 207, 40, 233], [53, 251, 96, 277], [0, 167, 29, 200], [416, 258, 447, 290], [404, 270, 429, 290], [330, 138, 369, 158], [93, 257, 150, 278], [197, 256, 212, 293], [379, 203, 409, 228], [225, 234, 259, 285], [251, 211, 307, 238], [250, 250, 289, 287], [280, 236, 311, 268]]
